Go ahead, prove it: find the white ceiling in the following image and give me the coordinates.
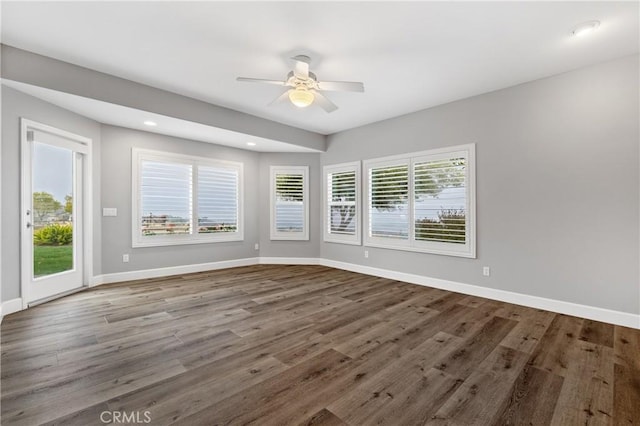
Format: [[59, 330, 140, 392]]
[[1, 1, 638, 135]]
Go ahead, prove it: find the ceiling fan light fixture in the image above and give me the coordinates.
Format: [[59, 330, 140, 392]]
[[288, 87, 314, 108]]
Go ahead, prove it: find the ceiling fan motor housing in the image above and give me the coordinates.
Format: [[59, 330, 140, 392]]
[[286, 70, 318, 89]]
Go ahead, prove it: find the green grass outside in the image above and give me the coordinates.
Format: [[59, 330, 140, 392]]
[[34, 245, 73, 277]]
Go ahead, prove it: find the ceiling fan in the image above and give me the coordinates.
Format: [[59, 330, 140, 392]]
[[236, 55, 364, 113]]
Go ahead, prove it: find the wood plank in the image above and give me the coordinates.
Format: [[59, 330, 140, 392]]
[[393, 303, 474, 351], [614, 325, 640, 372], [433, 316, 518, 380], [613, 363, 640, 425], [613, 325, 640, 425], [254, 342, 407, 426], [550, 340, 615, 425], [297, 409, 347, 426], [492, 366, 564, 425], [123, 355, 288, 424], [332, 306, 436, 358], [1, 265, 637, 425], [174, 349, 352, 425], [313, 287, 417, 335], [328, 332, 464, 425], [441, 300, 501, 339], [528, 314, 584, 377], [500, 309, 555, 354], [580, 319, 614, 348], [3, 359, 187, 426], [431, 345, 530, 425]]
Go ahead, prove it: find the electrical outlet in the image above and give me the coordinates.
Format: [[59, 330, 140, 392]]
[[123, 254, 130, 263], [364, 250, 369, 258], [483, 266, 490, 276], [254, 243, 259, 250]]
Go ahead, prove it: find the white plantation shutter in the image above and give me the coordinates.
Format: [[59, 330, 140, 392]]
[[133, 149, 243, 247], [197, 165, 239, 234], [140, 160, 192, 235], [414, 157, 467, 244], [369, 162, 410, 241], [270, 166, 309, 240], [276, 174, 304, 232], [329, 172, 356, 234], [324, 162, 361, 244], [364, 144, 475, 258]]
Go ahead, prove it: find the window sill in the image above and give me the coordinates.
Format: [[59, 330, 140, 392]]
[[132, 234, 244, 248], [323, 238, 362, 246], [363, 241, 476, 259]]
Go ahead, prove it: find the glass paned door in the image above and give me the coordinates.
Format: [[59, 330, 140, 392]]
[[22, 121, 89, 304], [32, 142, 75, 277]]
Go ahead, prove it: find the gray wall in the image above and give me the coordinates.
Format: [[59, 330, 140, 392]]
[[3, 54, 637, 317], [258, 153, 321, 258], [322, 55, 639, 315], [1, 45, 326, 152], [100, 125, 261, 273], [1, 87, 102, 300]]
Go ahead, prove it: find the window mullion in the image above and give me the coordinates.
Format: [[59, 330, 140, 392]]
[[191, 163, 198, 236], [409, 158, 415, 246]]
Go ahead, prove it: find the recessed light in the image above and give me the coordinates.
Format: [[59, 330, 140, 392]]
[[247, 142, 257, 146], [143, 120, 157, 126], [571, 20, 600, 37]]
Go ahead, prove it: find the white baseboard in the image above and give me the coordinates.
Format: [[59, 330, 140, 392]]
[[319, 258, 640, 329], [259, 257, 320, 265], [6, 256, 638, 329], [91, 257, 320, 286], [91, 257, 260, 286], [0, 298, 24, 322]]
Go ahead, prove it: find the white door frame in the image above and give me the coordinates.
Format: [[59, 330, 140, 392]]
[[20, 118, 93, 308]]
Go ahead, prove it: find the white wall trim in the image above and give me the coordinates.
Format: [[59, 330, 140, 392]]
[[258, 257, 320, 265], [91, 257, 260, 286], [5, 256, 637, 329], [322, 161, 362, 246], [91, 257, 321, 287], [270, 166, 310, 241], [319, 258, 640, 329], [20, 118, 94, 307], [0, 298, 24, 322], [131, 148, 245, 248]]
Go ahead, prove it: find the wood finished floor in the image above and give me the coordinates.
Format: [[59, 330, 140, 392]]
[[1, 265, 639, 425]]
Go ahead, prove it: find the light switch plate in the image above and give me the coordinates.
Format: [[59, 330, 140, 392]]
[[103, 208, 118, 217]]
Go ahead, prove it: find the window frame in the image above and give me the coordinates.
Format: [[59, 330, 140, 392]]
[[270, 165, 309, 241], [323, 161, 361, 245], [363, 143, 476, 258], [131, 148, 244, 248]]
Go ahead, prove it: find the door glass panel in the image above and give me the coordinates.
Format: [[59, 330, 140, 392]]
[[32, 142, 74, 278]]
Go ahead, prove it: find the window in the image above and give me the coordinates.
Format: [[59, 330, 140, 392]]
[[364, 143, 475, 258], [270, 166, 309, 240], [132, 148, 243, 247], [323, 162, 361, 245]]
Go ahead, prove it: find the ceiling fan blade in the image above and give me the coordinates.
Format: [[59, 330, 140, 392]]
[[237, 77, 286, 86], [318, 80, 364, 92], [291, 55, 310, 79], [269, 89, 292, 106], [311, 90, 338, 113]]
